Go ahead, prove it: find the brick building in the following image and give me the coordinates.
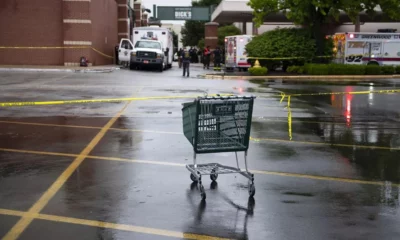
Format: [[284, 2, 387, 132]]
[[0, 0, 148, 66]]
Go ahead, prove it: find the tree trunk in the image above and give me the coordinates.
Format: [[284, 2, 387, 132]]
[[310, 8, 327, 60]]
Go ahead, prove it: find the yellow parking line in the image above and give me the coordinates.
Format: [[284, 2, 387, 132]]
[[250, 137, 399, 151], [0, 120, 397, 151], [2, 101, 132, 240], [250, 170, 400, 187], [0, 209, 228, 240], [0, 147, 78, 158], [0, 209, 26, 217], [0, 120, 100, 130], [0, 147, 397, 188]]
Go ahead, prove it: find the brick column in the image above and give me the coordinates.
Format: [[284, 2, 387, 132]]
[[242, 22, 247, 34], [142, 13, 148, 27], [117, 0, 129, 41], [62, 0, 92, 66], [134, 2, 142, 27], [205, 22, 219, 49]]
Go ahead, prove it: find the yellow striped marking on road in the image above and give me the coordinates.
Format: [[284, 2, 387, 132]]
[[0, 208, 228, 240], [0, 147, 397, 188], [0, 120, 396, 151], [2, 101, 132, 240], [250, 170, 400, 187], [250, 137, 399, 151]]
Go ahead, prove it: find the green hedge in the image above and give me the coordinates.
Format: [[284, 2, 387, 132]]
[[287, 66, 305, 74], [304, 64, 397, 75], [248, 67, 268, 76], [396, 65, 400, 74], [381, 65, 395, 74], [365, 65, 382, 75]]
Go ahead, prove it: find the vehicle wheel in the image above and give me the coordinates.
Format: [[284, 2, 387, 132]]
[[190, 173, 198, 182], [248, 183, 256, 197], [129, 63, 135, 70], [159, 64, 163, 72], [367, 61, 379, 66], [210, 169, 218, 181], [167, 64, 172, 69], [199, 184, 206, 200]]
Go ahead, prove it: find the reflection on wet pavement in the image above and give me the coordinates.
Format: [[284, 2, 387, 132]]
[[1, 68, 400, 240]]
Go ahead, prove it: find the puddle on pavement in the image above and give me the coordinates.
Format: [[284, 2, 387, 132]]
[[250, 80, 400, 184]]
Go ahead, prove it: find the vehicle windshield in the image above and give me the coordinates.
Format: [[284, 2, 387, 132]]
[[135, 41, 161, 49]]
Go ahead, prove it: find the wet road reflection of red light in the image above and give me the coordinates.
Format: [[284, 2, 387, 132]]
[[345, 90, 353, 127]]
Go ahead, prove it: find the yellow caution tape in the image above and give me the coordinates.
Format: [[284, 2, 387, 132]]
[[92, 47, 114, 59], [280, 89, 400, 107], [0, 46, 114, 59], [0, 94, 234, 107], [288, 107, 292, 140], [0, 46, 89, 49], [247, 56, 332, 60]]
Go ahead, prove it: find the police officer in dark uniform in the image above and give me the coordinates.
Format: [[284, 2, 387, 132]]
[[213, 46, 222, 68]]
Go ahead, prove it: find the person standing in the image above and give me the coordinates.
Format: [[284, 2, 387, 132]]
[[178, 48, 183, 68], [213, 46, 222, 68], [181, 47, 191, 77], [203, 46, 211, 69]]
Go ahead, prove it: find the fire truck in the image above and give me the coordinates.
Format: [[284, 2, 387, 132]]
[[333, 32, 400, 65]]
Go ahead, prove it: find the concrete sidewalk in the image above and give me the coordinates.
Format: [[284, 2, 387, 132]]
[[0, 65, 119, 73]]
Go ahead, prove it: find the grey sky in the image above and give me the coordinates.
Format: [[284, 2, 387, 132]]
[[142, 0, 193, 25]]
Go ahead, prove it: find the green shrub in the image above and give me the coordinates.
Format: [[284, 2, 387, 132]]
[[365, 65, 382, 75], [381, 65, 395, 75], [395, 65, 400, 74], [287, 66, 305, 74], [327, 64, 365, 75], [304, 64, 374, 75], [245, 28, 333, 66], [248, 67, 268, 76]]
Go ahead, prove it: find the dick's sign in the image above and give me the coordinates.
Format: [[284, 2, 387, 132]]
[[175, 8, 192, 20]]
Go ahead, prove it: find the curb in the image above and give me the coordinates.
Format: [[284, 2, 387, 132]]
[[204, 74, 400, 80], [0, 67, 118, 73]]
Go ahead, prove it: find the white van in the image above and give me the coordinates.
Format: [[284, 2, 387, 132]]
[[224, 35, 253, 71]]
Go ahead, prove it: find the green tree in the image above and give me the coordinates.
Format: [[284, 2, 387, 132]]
[[181, 0, 222, 47], [198, 38, 205, 50], [181, 21, 205, 47], [217, 25, 241, 46], [247, 0, 400, 55], [172, 31, 178, 52]]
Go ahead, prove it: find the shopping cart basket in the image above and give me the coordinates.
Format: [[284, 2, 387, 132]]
[[182, 95, 256, 200]]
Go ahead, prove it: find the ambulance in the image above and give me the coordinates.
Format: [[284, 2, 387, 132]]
[[333, 32, 400, 65], [118, 26, 174, 71], [224, 35, 253, 71]]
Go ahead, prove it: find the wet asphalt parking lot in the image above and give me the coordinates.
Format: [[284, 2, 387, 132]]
[[0, 63, 400, 240]]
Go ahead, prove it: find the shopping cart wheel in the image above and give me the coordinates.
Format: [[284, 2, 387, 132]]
[[190, 173, 198, 182], [199, 184, 206, 200], [210, 169, 218, 181], [248, 183, 256, 197]]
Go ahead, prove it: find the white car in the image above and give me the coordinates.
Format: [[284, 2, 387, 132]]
[[173, 52, 178, 62]]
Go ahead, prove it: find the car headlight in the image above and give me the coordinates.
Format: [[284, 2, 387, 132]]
[[131, 52, 136, 56], [157, 53, 162, 58]]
